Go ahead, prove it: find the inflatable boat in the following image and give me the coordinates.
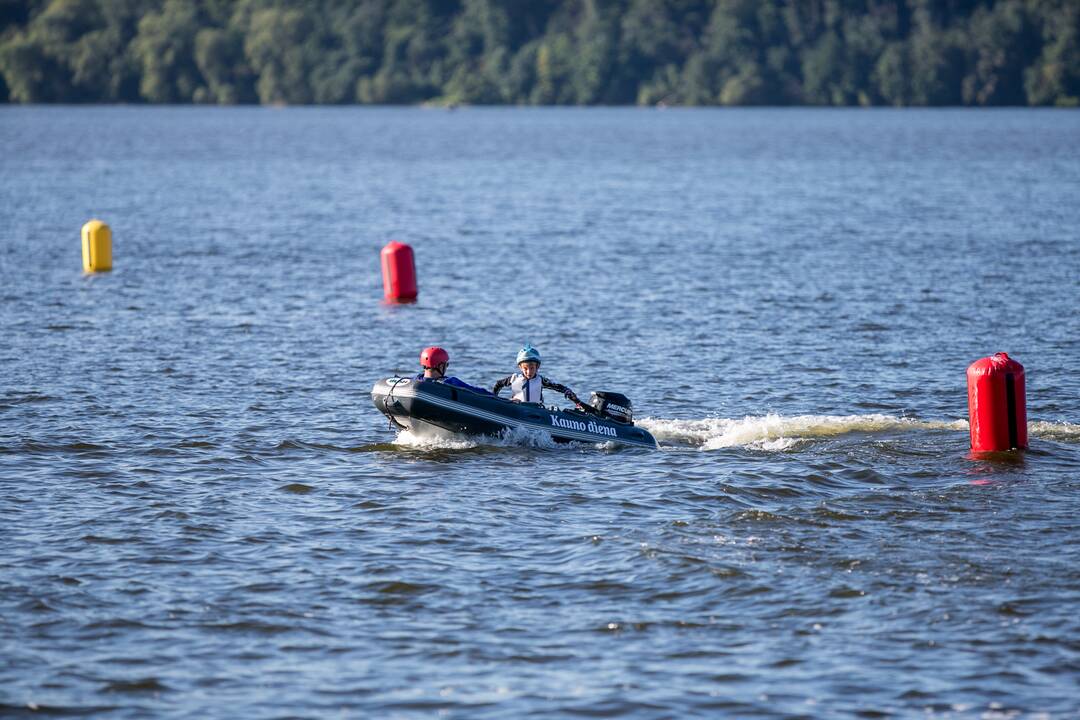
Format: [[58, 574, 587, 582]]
[[372, 377, 658, 449]]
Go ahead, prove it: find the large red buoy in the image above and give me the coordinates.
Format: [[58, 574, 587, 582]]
[[381, 241, 417, 303], [967, 353, 1027, 452]]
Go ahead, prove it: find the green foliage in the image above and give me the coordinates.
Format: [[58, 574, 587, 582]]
[[0, 0, 1077, 105], [961, 0, 1040, 105], [194, 27, 252, 103], [243, 7, 316, 104], [129, 0, 200, 103], [1024, 1, 1080, 106]]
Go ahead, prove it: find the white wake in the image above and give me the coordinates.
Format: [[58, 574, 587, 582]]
[[638, 414, 969, 451], [391, 415, 1080, 452], [393, 424, 562, 450]]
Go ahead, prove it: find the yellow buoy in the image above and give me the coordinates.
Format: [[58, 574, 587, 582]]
[[81, 219, 112, 273]]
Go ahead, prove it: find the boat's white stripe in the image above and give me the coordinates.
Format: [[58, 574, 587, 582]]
[[375, 384, 656, 448], [402, 390, 607, 443]]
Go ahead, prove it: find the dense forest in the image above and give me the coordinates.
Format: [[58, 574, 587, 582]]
[[0, 0, 1077, 106]]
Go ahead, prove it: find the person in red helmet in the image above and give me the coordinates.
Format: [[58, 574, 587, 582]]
[[415, 346, 492, 394]]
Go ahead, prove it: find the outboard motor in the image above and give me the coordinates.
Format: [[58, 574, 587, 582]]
[[589, 391, 634, 424]]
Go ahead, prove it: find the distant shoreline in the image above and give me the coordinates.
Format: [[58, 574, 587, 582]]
[[1, 0, 1077, 108], [2, 103, 1073, 110]]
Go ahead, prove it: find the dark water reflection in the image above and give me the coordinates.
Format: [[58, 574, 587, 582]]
[[1, 107, 1079, 718]]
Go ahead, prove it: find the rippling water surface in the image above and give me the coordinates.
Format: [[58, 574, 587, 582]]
[[2, 107, 1079, 718]]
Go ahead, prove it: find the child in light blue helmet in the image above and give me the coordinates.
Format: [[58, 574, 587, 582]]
[[492, 344, 580, 405]]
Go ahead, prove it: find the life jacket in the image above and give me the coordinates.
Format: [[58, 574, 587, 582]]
[[510, 373, 543, 403]]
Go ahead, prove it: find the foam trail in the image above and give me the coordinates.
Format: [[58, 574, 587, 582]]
[[638, 414, 969, 451], [394, 428, 479, 450], [394, 425, 564, 451], [390, 415, 1078, 452], [492, 425, 563, 449], [1029, 421, 1080, 443]]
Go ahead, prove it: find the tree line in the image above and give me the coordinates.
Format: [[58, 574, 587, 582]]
[[1, 0, 1077, 106]]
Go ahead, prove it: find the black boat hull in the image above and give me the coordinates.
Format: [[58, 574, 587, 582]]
[[372, 377, 658, 449]]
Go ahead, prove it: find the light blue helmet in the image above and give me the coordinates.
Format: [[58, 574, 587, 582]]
[[516, 344, 541, 366]]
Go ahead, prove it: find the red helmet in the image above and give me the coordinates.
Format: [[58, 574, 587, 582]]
[[419, 346, 449, 368]]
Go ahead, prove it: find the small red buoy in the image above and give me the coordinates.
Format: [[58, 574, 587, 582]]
[[380, 241, 417, 303], [967, 352, 1027, 452]]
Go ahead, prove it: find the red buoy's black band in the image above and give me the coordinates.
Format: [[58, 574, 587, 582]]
[[1005, 373, 1018, 450]]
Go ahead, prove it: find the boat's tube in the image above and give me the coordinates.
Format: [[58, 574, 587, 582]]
[[372, 377, 658, 449]]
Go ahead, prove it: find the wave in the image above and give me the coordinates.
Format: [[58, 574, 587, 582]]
[[393, 424, 562, 451], [390, 415, 1080, 452], [638, 414, 968, 451], [393, 428, 481, 450], [1029, 420, 1080, 443]]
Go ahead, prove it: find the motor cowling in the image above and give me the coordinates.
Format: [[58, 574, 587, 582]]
[[589, 391, 634, 424]]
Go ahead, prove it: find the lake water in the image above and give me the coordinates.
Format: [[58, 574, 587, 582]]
[[2, 106, 1079, 718]]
